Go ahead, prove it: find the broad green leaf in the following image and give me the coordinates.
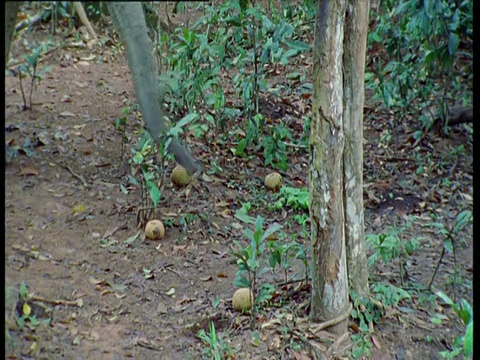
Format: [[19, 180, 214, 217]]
[[453, 210, 472, 234], [146, 181, 161, 208], [124, 231, 140, 245], [261, 223, 283, 242], [464, 321, 473, 357], [175, 113, 199, 130], [284, 40, 310, 52], [436, 291, 455, 306], [127, 175, 140, 187], [448, 33, 460, 55], [280, 49, 300, 65], [235, 209, 256, 224]]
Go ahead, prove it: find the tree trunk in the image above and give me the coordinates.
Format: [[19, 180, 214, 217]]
[[5, 2, 22, 65], [343, 0, 370, 297], [106, 3, 200, 175], [309, 0, 349, 335]]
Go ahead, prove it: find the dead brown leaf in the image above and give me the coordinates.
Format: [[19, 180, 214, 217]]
[[218, 208, 231, 218], [19, 167, 38, 176]]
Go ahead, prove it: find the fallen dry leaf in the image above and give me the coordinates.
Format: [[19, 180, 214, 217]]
[[88, 277, 106, 286], [218, 208, 231, 218], [371, 334, 382, 349], [19, 167, 38, 176]]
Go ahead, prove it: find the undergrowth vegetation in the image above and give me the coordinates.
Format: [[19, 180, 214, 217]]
[[5, 0, 472, 358]]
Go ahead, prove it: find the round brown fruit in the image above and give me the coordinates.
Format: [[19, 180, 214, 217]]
[[145, 219, 165, 240], [171, 165, 192, 187], [232, 288, 254, 312], [264, 172, 283, 191]]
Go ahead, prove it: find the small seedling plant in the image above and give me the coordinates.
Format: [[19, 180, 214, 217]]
[[349, 284, 411, 358], [272, 186, 309, 211], [435, 291, 473, 359], [366, 218, 421, 285], [15, 281, 51, 331], [196, 321, 234, 360], [127, 131, 167, 226], [125, 107, 198, 226], [113, 106, 134, 164], [16, 43, 53, 110], [427, 210, 472, 291], [232, 216, 282, 328]]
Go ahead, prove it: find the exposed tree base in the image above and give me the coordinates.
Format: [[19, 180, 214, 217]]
[[442, 105, 473, 126], [289, 303, 353, 359], [74, 2, 98, 42]]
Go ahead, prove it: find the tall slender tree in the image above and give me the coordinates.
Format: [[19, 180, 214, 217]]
[[309, 0, 369, 335], [343, 0, 370, 297]]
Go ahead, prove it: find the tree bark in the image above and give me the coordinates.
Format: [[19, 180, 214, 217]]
[[309, 0, 349, 335], [74, 2, 98, 42], [5, 2, 23, 65], [107, 2, 200, 175], [343, 0, 370, 297]]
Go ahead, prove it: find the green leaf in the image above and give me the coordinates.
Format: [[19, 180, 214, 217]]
[[146, 181, 161, 208], [460, 299, 473, 325], [430, 315, 445, 325], [394, 287, 411, 301], [443, 238, 453, 253], [453, 210, 472, 234], [243, 228, 255, 242], [261, 223, 283, 242], [280, 48, 299, 65], [464, 321, 473, 357], [413, 130, 423, 140], [124, 231, 140, 245], [284, 40, 310, 52], [436, 291, 455, 306], [204, 114, 216, 126], [247, 256, 259, 270], [233, 273, 250, 288], [269, 250, 281, 269], [212, 296, 220, 309], [39, 65, 53, 75], [235, 209, 256, 224], [239, 0, 249, 12], [448, 33, 460, 55], [234, 139, 247, 157], [19, 281, 28, 298], [232, 248, 248, 263], [128, 175, 140, 187], [370, 31, 382, 43], [286, 72, 301, 81], [172, 113, 199, 134]]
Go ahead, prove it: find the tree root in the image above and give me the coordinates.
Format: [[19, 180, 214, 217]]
[[73, 2, 98, 42]]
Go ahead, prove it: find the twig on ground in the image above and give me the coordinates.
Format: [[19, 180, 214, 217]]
[[31, 295, 83, 307], [49, 158, 91, 188]]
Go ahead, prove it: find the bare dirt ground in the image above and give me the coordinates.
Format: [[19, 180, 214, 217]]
[[5, 3, 473, 359]]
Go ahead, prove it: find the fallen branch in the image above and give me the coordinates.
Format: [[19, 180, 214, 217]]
[[31, 295, 83, 307], [15, 9, 50, 32]]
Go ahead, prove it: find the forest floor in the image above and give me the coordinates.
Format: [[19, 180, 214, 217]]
[[5, 3, 473, 359]]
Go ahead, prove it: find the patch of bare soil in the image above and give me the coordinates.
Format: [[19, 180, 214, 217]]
[[5, 4, 472, 360]]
